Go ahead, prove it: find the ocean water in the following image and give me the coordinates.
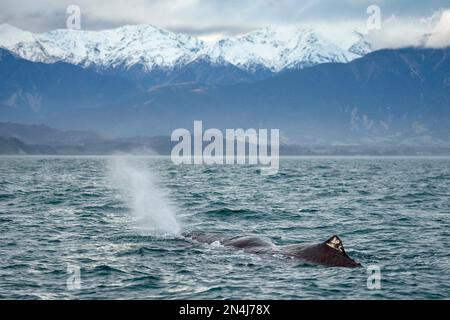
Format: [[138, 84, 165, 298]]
[[0, 156, 449, 300]]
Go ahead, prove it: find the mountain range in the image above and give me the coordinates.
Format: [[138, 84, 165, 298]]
[[0, 23, 365, 84], [2, 122, 448, 156], [0, 23, 449, 148]]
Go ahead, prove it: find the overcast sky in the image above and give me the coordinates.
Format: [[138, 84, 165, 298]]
[[1, 0, 449, 47]]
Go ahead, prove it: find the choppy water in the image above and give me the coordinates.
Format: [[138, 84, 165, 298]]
[[0, 156, 449, 299]]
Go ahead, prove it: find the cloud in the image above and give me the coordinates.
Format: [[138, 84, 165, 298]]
[[427, 9, 450, 47], [359, 9, 450, 49], [365, 15, 432, 49], [0, 0, 448, 49]]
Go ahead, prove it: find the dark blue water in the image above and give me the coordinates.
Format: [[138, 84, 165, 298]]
[[0, 156, 449, 299]]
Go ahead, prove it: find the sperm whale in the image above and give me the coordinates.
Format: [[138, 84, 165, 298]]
[[184, 232, 361, 268]]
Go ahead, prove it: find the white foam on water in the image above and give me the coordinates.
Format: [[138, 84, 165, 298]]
[[108, 156, 181, 236], [210, 240, 223, 248]]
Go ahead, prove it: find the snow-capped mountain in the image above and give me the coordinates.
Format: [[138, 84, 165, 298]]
[[0, 24, 203, 71], [0, 23, 35, 46], [0, 23, 365, 75], [204, 26, 358, 72]]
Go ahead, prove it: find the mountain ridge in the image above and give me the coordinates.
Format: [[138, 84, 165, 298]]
[[0, 23, 362, 78], [0, 44, 449, 146], [71, 46, 448, 145], [1, 122, 449, 156]]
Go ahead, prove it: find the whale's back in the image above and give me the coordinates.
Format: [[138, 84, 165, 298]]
[[281, 235, 361, 268], [222, 236, 273, 248], [184, 232, 361, 268]]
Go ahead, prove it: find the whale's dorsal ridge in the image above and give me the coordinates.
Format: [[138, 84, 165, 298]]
[[325, 235, 345, 253], [185, 232, 361, 268]]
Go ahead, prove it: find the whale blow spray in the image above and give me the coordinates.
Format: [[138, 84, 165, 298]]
[[109, 156, 181, 235]]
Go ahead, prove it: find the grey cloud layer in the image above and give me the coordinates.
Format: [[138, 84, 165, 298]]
[[0, 0, 449, 47], [0, 0, 448, 32]]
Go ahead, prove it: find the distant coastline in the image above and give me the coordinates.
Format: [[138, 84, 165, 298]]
[[2, 135, 450, 156]]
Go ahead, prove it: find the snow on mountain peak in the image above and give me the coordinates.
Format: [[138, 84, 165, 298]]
[[0, 23, 35, 47], [0, 23, 366, 73], [24, 24, 204, 70], [207, 26, 359, 72]]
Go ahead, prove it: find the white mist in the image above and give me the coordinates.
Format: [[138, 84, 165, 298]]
[[108, 156, 181, 235]]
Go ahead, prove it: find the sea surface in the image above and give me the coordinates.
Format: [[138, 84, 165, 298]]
[[0, 156, 449, 299]]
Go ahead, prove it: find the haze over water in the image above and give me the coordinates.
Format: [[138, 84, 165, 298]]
[[0, 156, 448, 299]]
